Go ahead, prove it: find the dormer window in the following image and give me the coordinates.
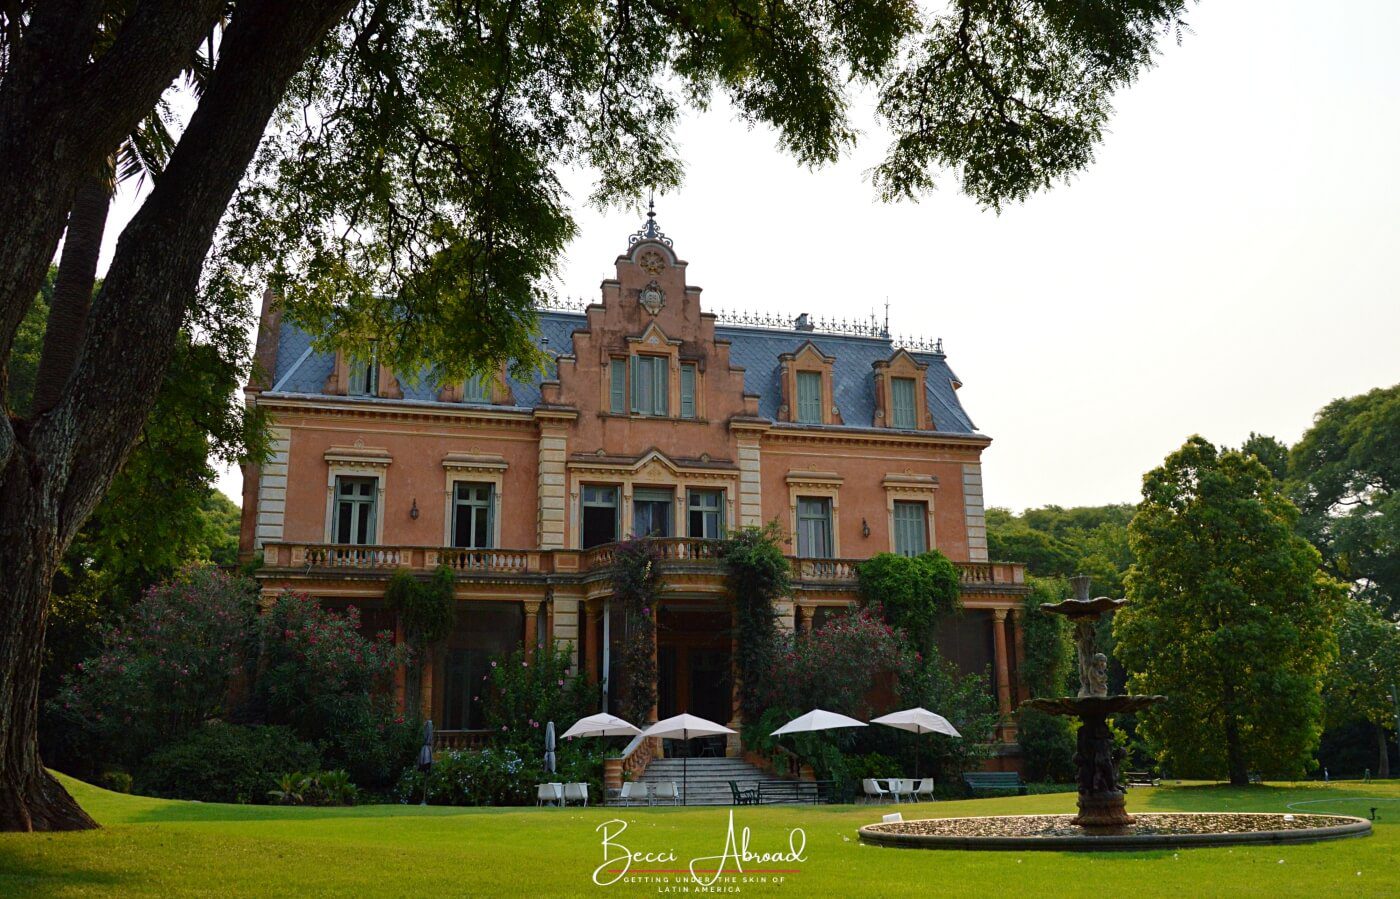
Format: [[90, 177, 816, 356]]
[[796, 371, 823, 424], [462, 373, 491, 403], [891, 377, 917, 429], [347, 343, 379, 397]]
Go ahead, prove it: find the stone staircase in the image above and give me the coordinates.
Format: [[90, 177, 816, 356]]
[[635, 756, 774, 806]]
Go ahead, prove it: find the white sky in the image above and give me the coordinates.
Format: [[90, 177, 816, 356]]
[[100, 0, 1400, 513]]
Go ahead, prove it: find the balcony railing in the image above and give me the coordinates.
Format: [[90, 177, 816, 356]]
[[433, 729, 493, 752], [261, 541, 1023, 586]]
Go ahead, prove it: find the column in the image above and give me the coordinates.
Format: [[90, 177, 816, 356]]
[[419, 647, 434, 724], [523, 600, 541, 663], [727, 607, 741, 757], [992, 608, 1014, 741], [1010, 607, 1028, 705], [797, 603, 815, 635], [585, 603, 601, 685]]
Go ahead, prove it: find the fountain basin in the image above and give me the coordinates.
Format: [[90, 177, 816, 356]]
[[858, 812, 1372, 851]]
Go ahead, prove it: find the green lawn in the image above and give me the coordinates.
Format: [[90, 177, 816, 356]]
[[0, 775, 1396, 897]]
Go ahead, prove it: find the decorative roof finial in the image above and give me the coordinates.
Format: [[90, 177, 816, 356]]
[[629, 191, 673, 247]]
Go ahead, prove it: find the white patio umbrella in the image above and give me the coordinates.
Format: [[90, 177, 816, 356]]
[[870, 707, 961, 779], [770, 709, 867, 736], [641, 713, 737, 805], [561, 713, 643, 739]]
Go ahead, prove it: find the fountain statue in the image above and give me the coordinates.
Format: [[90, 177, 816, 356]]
[[1023, 575, 1164, 833]]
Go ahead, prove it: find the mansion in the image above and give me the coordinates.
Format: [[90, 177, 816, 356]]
[[238, 210, 1030, 758]]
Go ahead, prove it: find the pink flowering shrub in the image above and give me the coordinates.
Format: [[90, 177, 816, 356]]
[[52, 566, 257, 765], [256, 591, 415, 789], [759, 603, 914, 717], [482, 644, 592, 744]]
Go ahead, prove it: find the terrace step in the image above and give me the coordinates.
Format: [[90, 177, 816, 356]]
[[634, 757, 792, 806]]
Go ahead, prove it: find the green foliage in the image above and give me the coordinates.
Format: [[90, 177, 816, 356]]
[[99, 771, 132, 795], [137, 722, 321, 805], [896, 654, 1000, 776], [1015, 576, 1077, 781], [394, 742, 602, 807], [385, 566, 456, 717], [2, 266, 51, 417], [1240, 432, 1290, 482], [1017, 709, 1077, 783], [51, 567, 258, 767], [1289, 384, 1400, 618], [612, 538, 661, 725], [987, 504, 1135, 597], [1323, 599, 1400, 774], [721, 524, 789, 723], [1115, 436, 1347, 783], [267, 770, 359, 807], [256, 592, 412, 790], [856, 551, 961, 652], [482, 644, 593, 742], [760, 604, 909, 718]]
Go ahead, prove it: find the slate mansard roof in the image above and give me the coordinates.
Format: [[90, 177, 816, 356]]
[[267, 311, 979, 435]]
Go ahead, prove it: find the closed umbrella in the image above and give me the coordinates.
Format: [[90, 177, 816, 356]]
[[770, 709, 867, 736], [641, 713, 736, 805], [870, 707, 961, 779], [545, 720, 557, 775], [417, 719, 435, 806], [561, 713, 643, 739]]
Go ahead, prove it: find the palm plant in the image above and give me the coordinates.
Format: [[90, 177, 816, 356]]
[[267, 772, 310, 806]]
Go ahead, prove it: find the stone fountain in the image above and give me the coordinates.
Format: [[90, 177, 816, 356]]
[[858, 574, 1374, 850], [1023, 575, 1164, 833]]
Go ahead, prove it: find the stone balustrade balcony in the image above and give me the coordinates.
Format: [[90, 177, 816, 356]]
[[259, 537, 1024, 587]]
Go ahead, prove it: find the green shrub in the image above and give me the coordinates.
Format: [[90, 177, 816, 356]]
[[856, 551, 960, 652], [721, 524, 790, 722], [51, 566, 258, 767], [483, 643, 594, 740], [100, 770, 133, 794], [268, 769, 359, 806], [138, 722, 321, 804], [1016, 707, 1077, 783]]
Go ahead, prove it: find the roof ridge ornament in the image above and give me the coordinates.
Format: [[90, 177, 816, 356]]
[[629, 192, 673, 247]]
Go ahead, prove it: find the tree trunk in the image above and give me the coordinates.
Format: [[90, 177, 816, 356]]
[[33, 173, 109, 415], [0, 0, 356, 833], [1222, 682, 1249, 785], [0, 459, 97, 831], [1379, 723, 1392, 780]]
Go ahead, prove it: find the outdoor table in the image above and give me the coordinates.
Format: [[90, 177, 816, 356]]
[[877, 778, 913, 803]]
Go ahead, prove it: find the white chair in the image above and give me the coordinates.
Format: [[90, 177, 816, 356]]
[[653, 781, 680, 806], [913, 778, 935, 802], [536, 783, 562, 806], [862, 778, 890, 804], [618, 782, 643, 806], [563, 782, 588, 807], [892, 778, 915, 803]]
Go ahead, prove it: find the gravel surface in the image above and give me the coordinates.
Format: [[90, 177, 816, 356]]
[[865, 813, 1349, 838]]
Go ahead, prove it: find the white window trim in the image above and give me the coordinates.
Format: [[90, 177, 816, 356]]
[[785, 471, 843, 557], [324, 461, 390, 544], [442, 454, 507, 548], [882, 473, 940, 555]]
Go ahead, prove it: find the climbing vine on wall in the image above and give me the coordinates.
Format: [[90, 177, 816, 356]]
[[721, 523, 790, 724], [385, 565, 456, 717], [613, 538, 661, 725]]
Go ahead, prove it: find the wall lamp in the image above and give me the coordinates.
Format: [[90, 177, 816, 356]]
[[862, 517, 871, 538], [409, 498, 420, 520]]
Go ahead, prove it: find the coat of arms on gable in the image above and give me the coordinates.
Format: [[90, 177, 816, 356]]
[[639, 280, 665, 315]]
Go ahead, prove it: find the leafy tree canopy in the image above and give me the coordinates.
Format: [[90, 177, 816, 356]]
[[1114, 436, 1346, 784], [1289, 384, 1400, 618], [856, 551, 960, 653]]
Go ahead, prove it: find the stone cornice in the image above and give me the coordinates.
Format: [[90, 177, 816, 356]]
[[256, 393, 536, 428], [765, 422, 992, 451]]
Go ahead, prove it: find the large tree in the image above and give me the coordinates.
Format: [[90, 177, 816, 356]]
[[1323, 599, 1400, 778], [0, 1, 1193, 830], [1114, 436, 1345, 785], [1289, 385, 1400, 619]]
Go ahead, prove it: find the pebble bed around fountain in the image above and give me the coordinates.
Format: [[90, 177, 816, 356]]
[[858, 812, 1372, 851]]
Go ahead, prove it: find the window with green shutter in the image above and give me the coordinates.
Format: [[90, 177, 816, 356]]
[[679, 363, 696, 418], [891, 377, 917, 429], [796, 497, 833, 558], [630, 355, 668, 416], [892, 501, 927, 557], [796, 371, 823, 424], [609, 358, 627, 413]]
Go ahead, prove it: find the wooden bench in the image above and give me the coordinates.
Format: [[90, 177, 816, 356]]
[[1124, 771, 1159, 787], [962, 772, 1027, 796], [756, 780, 833, 805]]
